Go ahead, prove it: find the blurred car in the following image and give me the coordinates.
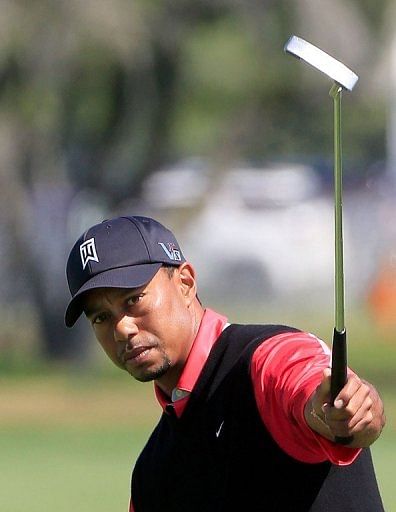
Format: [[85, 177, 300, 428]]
[[180, 163, 351, 303], [141, 157, 210, 208]]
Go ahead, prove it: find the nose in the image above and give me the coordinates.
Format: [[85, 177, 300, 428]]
[[113, 315, 138, 343]]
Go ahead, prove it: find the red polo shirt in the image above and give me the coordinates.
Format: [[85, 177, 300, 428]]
[[129, 309, 360, 511], [154, 308, 359, 464]]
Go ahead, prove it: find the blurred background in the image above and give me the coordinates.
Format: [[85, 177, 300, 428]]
[[1, 1, 395, 510]]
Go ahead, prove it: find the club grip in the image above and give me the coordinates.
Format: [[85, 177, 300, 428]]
[[331, 328, 353, 445], [330, 328, 347, 401]]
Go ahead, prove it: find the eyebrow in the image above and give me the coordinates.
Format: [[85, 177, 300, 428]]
[[83, 299, 107, 319], [83, 305, 101, 319], [82, 286, 146, 318]]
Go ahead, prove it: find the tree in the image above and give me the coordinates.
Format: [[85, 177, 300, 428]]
[[0, 0, 389, 361]]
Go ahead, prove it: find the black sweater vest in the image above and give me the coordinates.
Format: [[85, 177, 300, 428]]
[[131, 324, 384, 511]]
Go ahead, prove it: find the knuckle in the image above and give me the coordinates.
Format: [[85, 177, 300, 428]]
[[342, 403, 355, 417], [355, 414, 373, 432], [362, 384, 371, 398], [349, 374, 361, 387]]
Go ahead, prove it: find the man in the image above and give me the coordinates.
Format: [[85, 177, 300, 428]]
[[65, 215, 385, 511]]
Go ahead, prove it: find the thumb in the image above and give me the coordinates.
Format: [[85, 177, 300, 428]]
[[314, 368, 332, 407]]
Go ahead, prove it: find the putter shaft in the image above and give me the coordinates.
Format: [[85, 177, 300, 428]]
[[330, 84, 345, 333], [330, 84, 353, 445]]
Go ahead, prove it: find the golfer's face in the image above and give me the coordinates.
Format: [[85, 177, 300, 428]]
[[83, 266, 196, 390]]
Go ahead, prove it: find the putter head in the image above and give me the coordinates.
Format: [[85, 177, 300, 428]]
[[284, 35, 358, 91]]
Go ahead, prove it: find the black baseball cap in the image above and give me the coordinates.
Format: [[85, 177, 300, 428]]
[[65, 216, 186, 327]]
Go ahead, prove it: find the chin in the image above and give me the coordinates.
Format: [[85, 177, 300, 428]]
[[132, 361, 171, 383]]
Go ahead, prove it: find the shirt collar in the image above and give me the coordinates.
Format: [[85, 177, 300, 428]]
[[154, 308, 228, 411]]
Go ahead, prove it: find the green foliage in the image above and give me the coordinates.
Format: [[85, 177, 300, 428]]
[[170, 15, 264, 156], [167, 4, 387, 164], [0, 1, 390, 180]]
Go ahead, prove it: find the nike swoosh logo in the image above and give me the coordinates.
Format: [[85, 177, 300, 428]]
[[216, 420, 224, 438]]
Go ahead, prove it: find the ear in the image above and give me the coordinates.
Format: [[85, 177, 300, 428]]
[[177, 262, 197, 305]]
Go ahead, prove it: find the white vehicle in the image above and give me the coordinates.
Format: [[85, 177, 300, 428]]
[[181, 164, 353, 303]]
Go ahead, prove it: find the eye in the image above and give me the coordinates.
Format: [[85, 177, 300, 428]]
[[126, 293, 145, 307], [92, 312, 109, 325]]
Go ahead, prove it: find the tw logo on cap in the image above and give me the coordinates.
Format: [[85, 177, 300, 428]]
[[158, 242, 182, 262], [80, 238, 99, 269]]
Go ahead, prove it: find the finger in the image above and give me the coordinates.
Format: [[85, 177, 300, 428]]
[[333, 374, 363, 408], [347, 396, 373, 430], [349, 408, 374, 433], [330, 383, 370, 420], [323, 391, 374, 437], [345, 389, 371, 424], [316, 368, 332, 402]]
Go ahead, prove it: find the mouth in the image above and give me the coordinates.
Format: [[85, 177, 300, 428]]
[[123, 345, 154, 366]]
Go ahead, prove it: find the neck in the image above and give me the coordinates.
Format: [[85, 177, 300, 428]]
[[155, 301, 205, 397]]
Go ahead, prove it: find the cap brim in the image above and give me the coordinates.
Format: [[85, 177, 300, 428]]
[[65, 262, 162, 327]]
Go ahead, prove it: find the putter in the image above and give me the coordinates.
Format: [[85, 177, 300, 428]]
[[284, 35, 359, 444]]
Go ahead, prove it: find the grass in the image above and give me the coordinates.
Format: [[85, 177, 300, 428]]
[[0, 370, 394, 511], [0, 426, 138, 512], [0, 372, 158, 512], [372, 430, 396, 510]]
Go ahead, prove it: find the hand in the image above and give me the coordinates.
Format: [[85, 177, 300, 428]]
[[307, 368, 385, 447]]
